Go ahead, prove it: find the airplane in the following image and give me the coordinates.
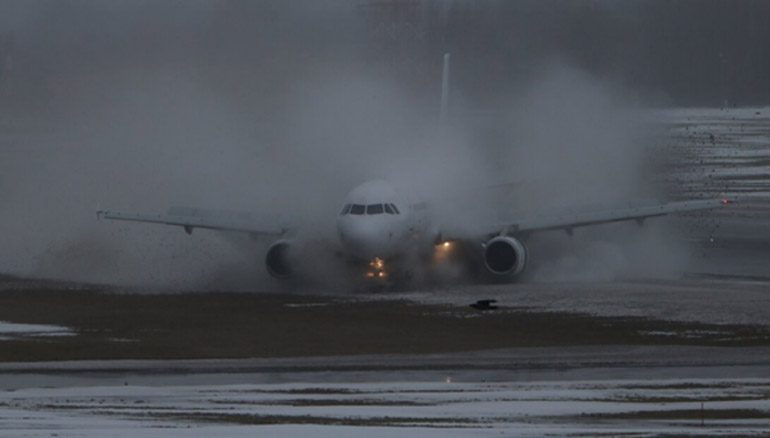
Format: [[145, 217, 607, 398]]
[[97, 54, 733, 286]]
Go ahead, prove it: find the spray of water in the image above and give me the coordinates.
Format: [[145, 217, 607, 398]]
[[0, 3, 688, 290]]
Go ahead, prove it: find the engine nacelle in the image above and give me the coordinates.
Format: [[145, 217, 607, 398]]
[[483, 236, 528, 277], [265, 240, 293, 278]]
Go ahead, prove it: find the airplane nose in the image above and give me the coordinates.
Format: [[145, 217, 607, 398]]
[[339, 221, 393, 259]]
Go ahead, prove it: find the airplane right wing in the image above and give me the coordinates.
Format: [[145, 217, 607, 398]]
[[441, 198, 732, 240], [505, 198, 732, 235], [97, 206, 289, 237]]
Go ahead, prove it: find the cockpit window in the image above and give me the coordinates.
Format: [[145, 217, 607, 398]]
[[350, 204, 365, 215], [340, 204, 351, 215], [366, 204, 384, 215], [390, 203, 400, 214], [384, 204, 394, 214]]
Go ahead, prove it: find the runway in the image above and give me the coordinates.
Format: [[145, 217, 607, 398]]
[[0, 107, 768, 436], [1, 279, 769, 435], [3, 377, 769, 437], [0, 347, 770, 436]]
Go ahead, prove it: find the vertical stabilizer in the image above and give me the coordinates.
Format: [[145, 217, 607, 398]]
[[439, 52, 450, 125]]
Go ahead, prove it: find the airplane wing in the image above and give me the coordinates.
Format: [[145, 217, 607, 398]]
[[97, 206, 289, 237], [448, 198, 732, 238]]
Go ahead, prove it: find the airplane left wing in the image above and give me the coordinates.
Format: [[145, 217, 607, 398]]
[[97, 206, 289, 237]]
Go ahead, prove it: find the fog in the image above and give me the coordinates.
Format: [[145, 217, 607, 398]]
[[0, 1, 723, 289]]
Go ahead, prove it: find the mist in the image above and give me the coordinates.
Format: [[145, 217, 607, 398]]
[[0, 1, 700, 289]]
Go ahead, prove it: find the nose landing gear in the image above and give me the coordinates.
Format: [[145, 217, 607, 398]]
[[365, 257, 387, 279]]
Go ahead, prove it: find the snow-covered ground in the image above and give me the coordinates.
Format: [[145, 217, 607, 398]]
[[0, 378, 768, 436]]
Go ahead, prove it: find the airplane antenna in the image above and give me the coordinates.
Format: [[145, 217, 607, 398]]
[[439, 52, 450, 125]]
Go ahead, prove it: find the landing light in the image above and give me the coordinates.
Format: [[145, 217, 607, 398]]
[[436, 241, 453, 251], [370, 257, 385, 270], [365, 257, 387, 280], [433, 241, 454, 263]]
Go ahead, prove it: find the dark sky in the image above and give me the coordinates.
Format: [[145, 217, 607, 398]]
[[1, 0, 769, 110]]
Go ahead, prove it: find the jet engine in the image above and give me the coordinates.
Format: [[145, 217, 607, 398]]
[[483, 236, 528, 277], [265, 240, 293, 278]]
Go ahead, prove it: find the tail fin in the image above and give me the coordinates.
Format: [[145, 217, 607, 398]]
[[439, 52, 450, 125]]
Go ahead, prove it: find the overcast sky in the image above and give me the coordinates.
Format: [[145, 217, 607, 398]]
[[1, 0, 769, 110]]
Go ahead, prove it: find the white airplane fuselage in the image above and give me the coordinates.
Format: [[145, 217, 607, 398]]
[[335, 180, 433, 263]]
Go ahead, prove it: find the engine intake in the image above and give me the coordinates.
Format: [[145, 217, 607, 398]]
[[265, 240, 293, 278], [483, 236, 527, 277]]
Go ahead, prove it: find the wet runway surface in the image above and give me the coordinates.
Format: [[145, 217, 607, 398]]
[[0, 108, 768, 436], [1, 277, 769, 436], [2, 374, 770, 437], [1, 347, 770, 437]]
